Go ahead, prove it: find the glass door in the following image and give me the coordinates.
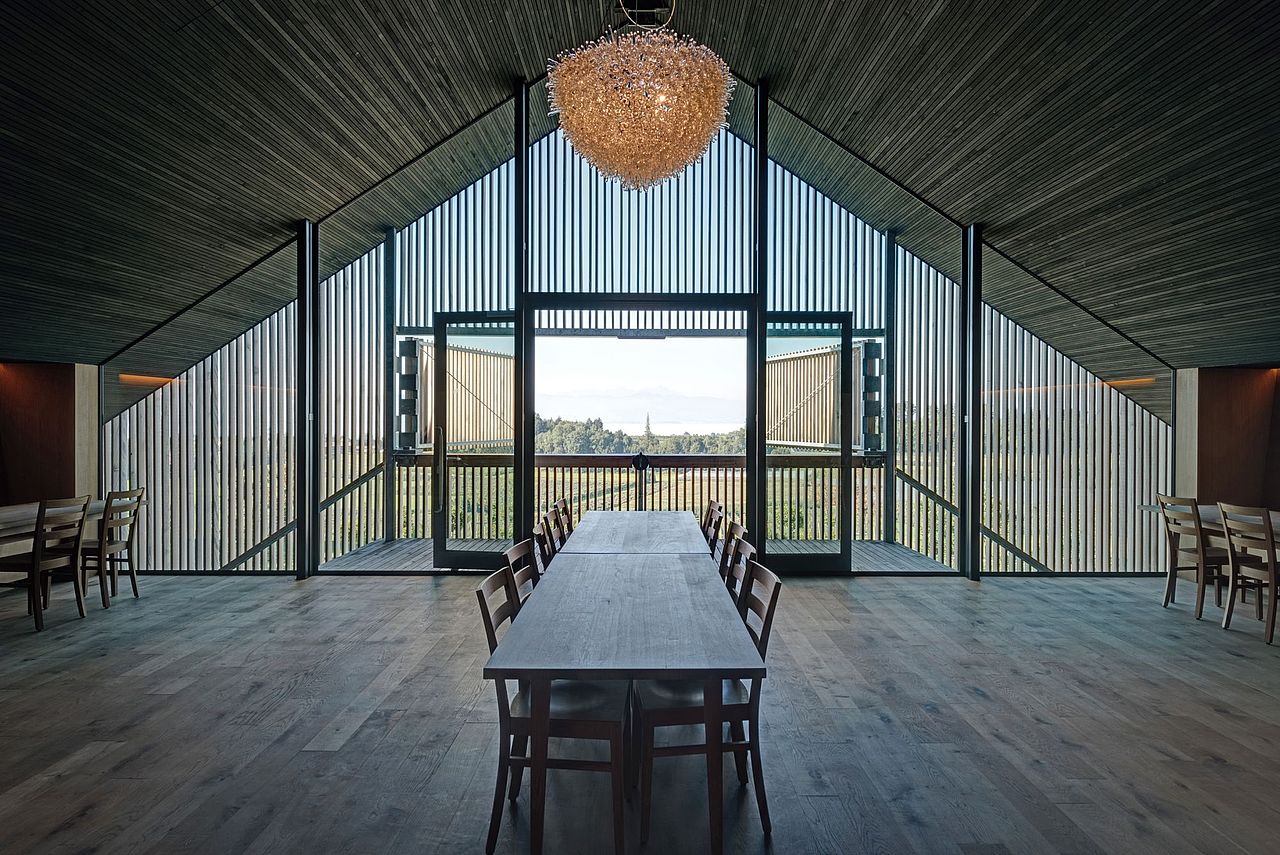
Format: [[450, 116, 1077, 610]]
[[432, 312, 517, 569], [762, 313, 853, 573]]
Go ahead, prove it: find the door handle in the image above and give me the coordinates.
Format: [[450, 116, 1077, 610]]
[[433, 426, 446, 515]]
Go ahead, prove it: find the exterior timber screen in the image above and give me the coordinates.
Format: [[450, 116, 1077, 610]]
[[102, 102, 1169, 574]]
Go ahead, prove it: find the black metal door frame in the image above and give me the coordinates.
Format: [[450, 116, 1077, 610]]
[[760, 310, 855, 574], [432, 310, 518, 570], [521, 292, 759, 545]]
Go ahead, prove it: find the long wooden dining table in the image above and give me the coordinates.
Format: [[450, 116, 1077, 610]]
[[558, 509, 711, 555], [485, 510, 765, 854], [1146, 503, 1280, 544], [0, 499, 110, 561]]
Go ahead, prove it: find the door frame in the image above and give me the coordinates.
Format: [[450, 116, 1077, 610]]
[[520, 292, 759, 545], [432, 310, 518, 570], [760, 310, 855, 574]]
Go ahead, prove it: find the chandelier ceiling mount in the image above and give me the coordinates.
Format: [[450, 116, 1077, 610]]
[[547, 0, 735, 191]]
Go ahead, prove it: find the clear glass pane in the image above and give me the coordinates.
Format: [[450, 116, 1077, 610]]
[[441, 320, 515, 553], [765, 321, 843, 555]]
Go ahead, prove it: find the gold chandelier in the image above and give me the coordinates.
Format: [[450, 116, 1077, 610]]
[[547, 1, 735, 191]]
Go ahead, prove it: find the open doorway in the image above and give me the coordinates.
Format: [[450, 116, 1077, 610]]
[[532, 310, 749, 535]]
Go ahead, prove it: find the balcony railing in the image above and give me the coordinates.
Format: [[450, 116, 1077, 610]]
[[392, 452, 884, 545]]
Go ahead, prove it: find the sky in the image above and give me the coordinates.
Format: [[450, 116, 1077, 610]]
[[534, 336, 747, 435]]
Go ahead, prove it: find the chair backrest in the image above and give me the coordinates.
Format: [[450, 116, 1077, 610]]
[[34, 496, 91, 570], [0, 503, 39, 558], [101, 487, 145, 547], [740, 560, 782, 660], [532, 523, 556, 571], [553, 498, 574, 535], [475, 568, 518, 721], [703, 507, 724, 555], [701, 500, 723, 532], [718, 521, 747, 580], [503, 539, 539, 608], [1156, 494, 1209, 565], [726, 539, 757, 603], [542, 510, 565, 552], [1219, 503, 1278, 572]]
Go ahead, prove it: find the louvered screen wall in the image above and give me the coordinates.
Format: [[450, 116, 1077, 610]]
[[103, 115, 1170, 573], [103, 305, 298, 572], [980, 306, 1170, 573], [318, 245, 386, 563]]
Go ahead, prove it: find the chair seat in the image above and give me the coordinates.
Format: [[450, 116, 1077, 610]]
[[81, 540, 127, 554], [0, 554, 73, 572], [1175, 546, 1229, 563], [510, 679, 629, 723], [635, 678, 750, 711]]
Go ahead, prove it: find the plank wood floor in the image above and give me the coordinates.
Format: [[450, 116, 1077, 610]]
[[1, 574, 1278, 854]]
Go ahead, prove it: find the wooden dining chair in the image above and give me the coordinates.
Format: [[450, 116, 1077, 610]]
[[542, 509, 566, 553], [1156, 494, 1229, 617], [717, 521, 748, 580], [532, 523, 555, 572], [475, 570, 630, 855], [1219, 503, 1279, 644], [725, 539, 758, 607], [502, 539, 539, 609], [0, 496, 90, 631], [81, 488, 144, 608], [702, 506, 724, 556], [634, 559, 782, 842], [700, 500, 723, 533], [553, 498, 575, 536]]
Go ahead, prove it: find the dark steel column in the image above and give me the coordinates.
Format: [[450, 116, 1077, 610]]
[[97, 364, 106, 498], [514, 81, 534, 542], [296, 219, 320, 580], [958, 223, 983, 580], [747, 80, 768, 549], [882, 230, 898, 543], [1168, 367, 1177, 491], [382, 227, 399, 542]]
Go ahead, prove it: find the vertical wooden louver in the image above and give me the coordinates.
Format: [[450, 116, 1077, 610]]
[[103, 123, 1170, 573]]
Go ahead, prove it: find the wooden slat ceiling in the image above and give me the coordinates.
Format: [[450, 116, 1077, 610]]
[[5, 0, 1278, 416]]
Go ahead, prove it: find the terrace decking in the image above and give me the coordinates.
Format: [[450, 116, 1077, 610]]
[[2, 574, 1277, 854], [319, 538, 952, 574]]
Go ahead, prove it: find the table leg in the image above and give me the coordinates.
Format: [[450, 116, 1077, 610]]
[[704, 676, 723, 855], [530, 678, 551, 855]]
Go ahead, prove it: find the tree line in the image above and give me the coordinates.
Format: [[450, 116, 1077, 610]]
[[534, 414, 746, 455]]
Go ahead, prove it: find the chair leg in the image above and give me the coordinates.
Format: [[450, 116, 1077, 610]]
[[748, 714, 771, 836], [1214, 573, 1223, 608], [127, 554, 139, 598], [1194, 569, 1207, 620], [41, 572, 52, 609], [1223, 569, 1238, 629], [640, 719, 655, 845], [1256, 583, 1264, 621], [507, 734, 527, 801], [29, 572, 44, 632], [624, 691, 637, 798], [1267, 579, 1278, 645], [610, 731, 625, 855], [1162, 565, 1176, 606], [486, 726, 510, 855], [110, 562, 119, 597], [730, 720, 749, 784], [96, 562, 111, 609], [71, 565, 86, 618]]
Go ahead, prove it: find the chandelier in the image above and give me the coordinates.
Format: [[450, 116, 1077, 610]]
[[547, 1, 735, 191]]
